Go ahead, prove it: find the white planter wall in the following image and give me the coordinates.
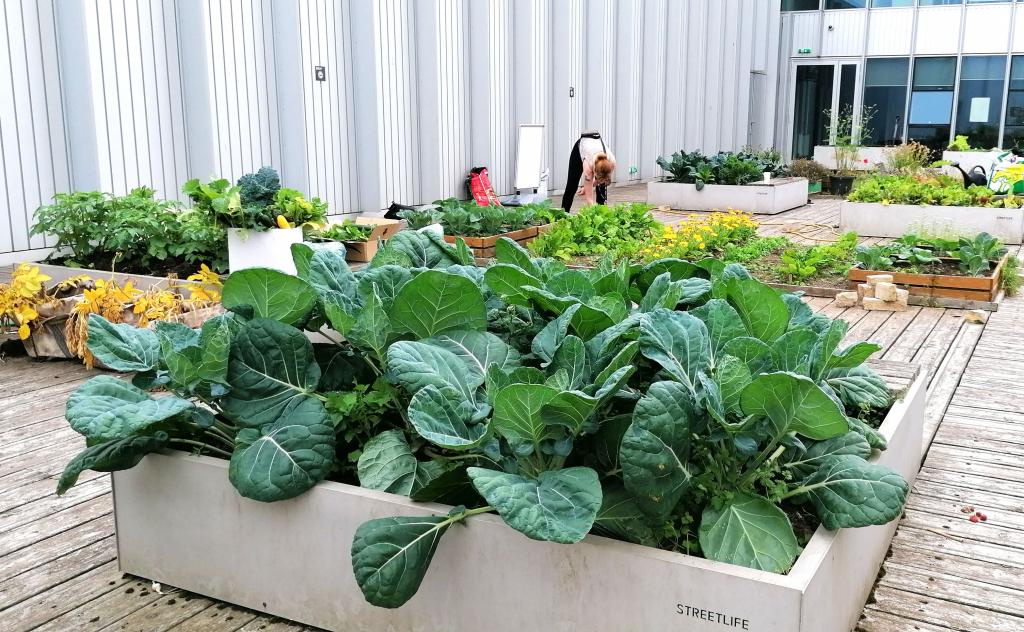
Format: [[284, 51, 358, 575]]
[[942, 151, 1004, 178], [813, 146, 892, 171], [839, 202, 1024, 245], [111, 371, 925, 632], [226, 228, 302, 275], [647, 179, 809, 215], [0, 0, 780, 265]]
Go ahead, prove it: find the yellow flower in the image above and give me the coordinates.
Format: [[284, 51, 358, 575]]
[[18, 323, 30, 340]]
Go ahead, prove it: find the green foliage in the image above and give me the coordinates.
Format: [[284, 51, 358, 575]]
[[57, 234, 909, 610], [777, 232, 858, 282], [314, 221, 376, 242], [788, 159, 829, 183], [884, 141, 932, 175], [397, 207, 442, 229], [31, 187, 225, 273], [529, 203, 657, 261], [656, 150, 784, 189], [847, 174, 1017, 207], [948, 135, 973, 151], [958, 232, 1006, 276], [185, 167, 327, 230], [1001, 255, 1022, 296], [855, 231, 1005, 277]]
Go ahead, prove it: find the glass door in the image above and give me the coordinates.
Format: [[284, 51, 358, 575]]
[[791, 61, 860, 159]]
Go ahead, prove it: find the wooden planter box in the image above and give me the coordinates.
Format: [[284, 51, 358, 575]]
[[848, 255, 1008, 302], [331, 217, 403, 263], [647, 178, 808, 215], [34, 264, 177, 291], [443, 225, 542, 259], [110, 364, 924, 632], [839, 201, 1024, 245]]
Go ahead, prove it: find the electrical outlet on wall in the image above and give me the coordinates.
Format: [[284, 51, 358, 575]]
[[314, 66, 326, 82]]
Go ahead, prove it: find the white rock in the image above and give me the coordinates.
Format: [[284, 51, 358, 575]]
[[834, 292, 858, 308], [857, 283, 875, 300], [862, 297, 907, 312], [964, 309, 988, 324], [866, 274, 894, 285], [874, 282, 898, 302]]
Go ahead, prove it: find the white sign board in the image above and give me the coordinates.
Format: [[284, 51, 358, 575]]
[[514, 124, 544, 190]]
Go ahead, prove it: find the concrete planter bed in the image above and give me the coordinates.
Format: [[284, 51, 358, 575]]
[[839, 201, 1024, 245], [647, 178, 808, 215], [942, 150, 1002, 176], [812, 146, 891, 171], [111, 364, 925, 632]]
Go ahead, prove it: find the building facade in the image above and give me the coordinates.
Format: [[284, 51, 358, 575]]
[[0, 0, 778, 264], [777, 0, 1024, 158]]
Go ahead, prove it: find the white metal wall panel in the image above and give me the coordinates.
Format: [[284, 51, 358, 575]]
[[432, 0, 468, 202], [790, 12, 821, 56], [962, 4, 1012, 55], [0, 0, 69, 254], [820, 10, 867, 58], [866, 8, 913, 57], [915, 6, 962, 56], [205, 0, 279, 182]]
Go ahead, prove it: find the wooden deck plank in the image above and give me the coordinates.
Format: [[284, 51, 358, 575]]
[[0, 536, 116, 611]]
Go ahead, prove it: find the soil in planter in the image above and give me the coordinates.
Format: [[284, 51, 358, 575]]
[[44, 255, 220, 279]]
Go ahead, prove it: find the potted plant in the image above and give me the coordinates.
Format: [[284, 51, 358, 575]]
[[56, 233, 921, 631], [825, 104, 875, 196], [183, 167, 328, 274], [788, 159, 830, 194]]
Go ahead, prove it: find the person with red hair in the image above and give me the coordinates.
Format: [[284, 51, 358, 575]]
[[561, 130, 616, 212]]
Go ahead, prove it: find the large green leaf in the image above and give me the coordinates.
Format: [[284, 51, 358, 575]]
[[531, 305, 580, 365], [347, 289, 391, 358], [698, 492, 800, 573], [494, 237, 541, 277], [57, 432, 169, 495], [725, 278, 789, 343], [351, 514, 451, 608], [639, 272, 683, 313], [66, 376, 193, 441], [86, 315, 160, 372], [549, 335, 590, 390], [826, 366, 892, 410], [787, 432, 872, 479], [491, 383, 559, 444], [547, 270, 595, 301], [828, 342, 881, 372], [723, 336, 774, 375], [638, 309, 710, 395], [620, 381, 698, 518], [792, 455, 908, 530], [386, 231, 461, 268], [221, 268, 317, 325], [357, 265, 412, 312], [715, 355, 752, 416], [569, 303, 616, 341], [357, 430, 431, 495], [222, 319, 321, 428], [155, 317, 233, 389], [386, 340, 482, 403], [228, 397, 335, 502], [809, 319, 848, 380], [408, 385, 489, 450], [592, 482, 659, 546], [483, 264, 543, 308], [424, 330, 521, 377], [771, 327, 818, 374], [689, 299, 746, 361], [468, 466, 602, 543], [390, 270, 486, 338], [633, 259, 703, 291], [307, 248, 357, 298], [740, 372, 849, 440]]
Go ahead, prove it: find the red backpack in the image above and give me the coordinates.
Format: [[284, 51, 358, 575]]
[[467, 167, 502, 207]]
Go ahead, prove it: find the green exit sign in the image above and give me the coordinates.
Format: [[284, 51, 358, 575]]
[[797, 47, 812, 54]]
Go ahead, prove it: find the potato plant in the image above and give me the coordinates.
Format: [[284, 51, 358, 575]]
[[57, 230, 908, 610]]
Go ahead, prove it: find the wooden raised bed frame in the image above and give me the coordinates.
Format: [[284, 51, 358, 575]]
[[847, 254, 1008, 302], [443, 225, 550, 259]]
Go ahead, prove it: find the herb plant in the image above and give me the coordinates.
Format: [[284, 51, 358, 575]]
[[57, 231, 908, 611], [529, 203, 657, 261], [315, 221, 376, 242]]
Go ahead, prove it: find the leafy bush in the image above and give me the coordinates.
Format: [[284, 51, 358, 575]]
[[788, 159, 830, 183], [1001, 256, 1021, 296], [32, 187, 225, 274], [313, 221, 376, 242], [529, 203, 657, 260], [184, 167, 327, 230], [884, 142, 932, 174], [948, 135, 973, 151], [846, 174, 1020, 207], [59, 232, 908, 610], [656, 150, 784, 189], [776, 232, 858, 282]]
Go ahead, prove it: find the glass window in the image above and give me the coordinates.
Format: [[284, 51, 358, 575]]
[[955, 56, 1006, 149], [909, 57, 957, 152], [871, 0, 914, 6], [1004, 56, 1024, 151], [782, 0, 820, 10], [792, 65, 835, 159], [825, 0, 866, 7], [919, 0, 963, 5], [864, 58, 909, 145], [967, 1, 1010, 4]]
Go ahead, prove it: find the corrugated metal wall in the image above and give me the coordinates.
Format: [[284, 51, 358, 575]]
[[0, 0, 779, 262]]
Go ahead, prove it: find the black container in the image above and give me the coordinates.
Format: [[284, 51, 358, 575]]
[[830, 175, 855, 197]]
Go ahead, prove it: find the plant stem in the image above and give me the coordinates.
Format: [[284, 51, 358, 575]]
[[170, 438, 231, 458], [203, 428, 235, 449], [738, 435, 785, 488], [205, 425, 235, 445]]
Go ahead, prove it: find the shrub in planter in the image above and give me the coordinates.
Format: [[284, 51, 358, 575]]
[[655, 150, 786, 189], [529, 203, 658, 261], [56, 230, 908, 612]]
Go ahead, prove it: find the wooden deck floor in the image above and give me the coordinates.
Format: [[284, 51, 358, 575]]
[[1, 200, 1022, 631]]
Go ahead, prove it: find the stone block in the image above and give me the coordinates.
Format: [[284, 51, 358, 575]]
[[895, 288, 909, 308], [874, 282, 898, 302], [964, 309, 988, 324], [866, 274, 894, 285], [834, 292, 858, 308], [857, 283, 875, 300]]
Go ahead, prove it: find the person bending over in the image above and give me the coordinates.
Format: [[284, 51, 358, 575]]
[[561, 130, 616, 212]]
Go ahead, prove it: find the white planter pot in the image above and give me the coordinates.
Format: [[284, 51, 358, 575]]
[[839, 201, 1024, 244], [226, 227, 303, 275], [941, 150, 1003, 177], [812, 146, 891, 171], [111, 368, 925, 632], [647, 178, 808, 215]]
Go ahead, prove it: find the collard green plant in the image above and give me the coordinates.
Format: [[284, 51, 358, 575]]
[[656, 150, 785, 189], [57, 231, 908, 611]]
